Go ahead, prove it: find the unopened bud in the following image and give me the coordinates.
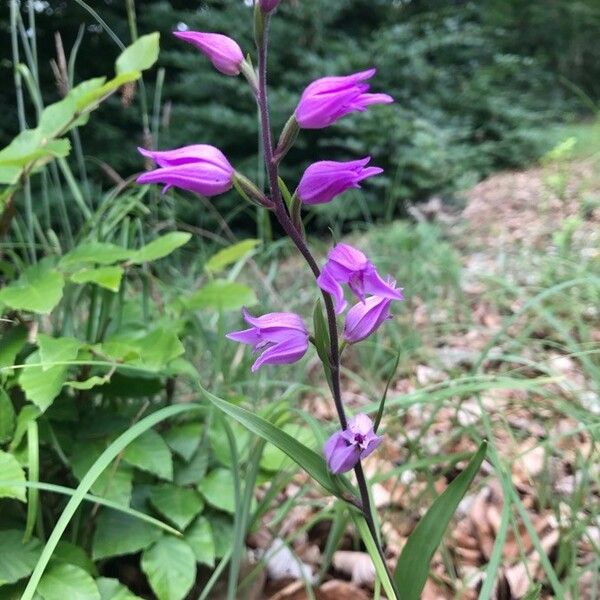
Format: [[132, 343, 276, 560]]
[[233, 172, 273, 209], [259, 0, 281, 12], [274, 115, 300, 163]]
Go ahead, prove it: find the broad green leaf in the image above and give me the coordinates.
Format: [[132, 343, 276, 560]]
[[122, 430, 173, 481], [163, 422, 203, 462], [261, 424, 315, 471], [0, 450, 26, 501], [200, 386, 346, 498], [141, 537, 196, 600], [9, 405, 40, 451], [20, 337, 80, 412], [37, 564, 100, 600], [92, 509, 162, 561], [116, 33, 160, 75], [197, 468, 235, 514], [61, 242, 132, 267], [208, 418, 249, 467], [71, 442, 133, 506], [149, 485, 204, 530], [70, 267, 123, 292], [185, 516, 215, 567], [38, 335, 81, 372], [0, 324, 28, 370], [209, 513, 233, 559], [0, 388, 16, 443], [393, 442, 487, 599], [97, 578, 143, 600], [131, 328, 185, 371], [0, 165, 21, 185], [184, 280, 257, 312], [38, 97, 77, 138], [0, 530, 42, 585], [130, 232, 191, 264], [0, 130, 70, 169], [173, 449, 209, 486], [50, 541, 96, 576], [70, 74, 139, 113], [204, 239, 260, 274], [65, 374, 112, 391], [0, 262, 64, 314]]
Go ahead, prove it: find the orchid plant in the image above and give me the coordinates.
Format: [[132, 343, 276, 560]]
[[137, 2, 485, 596]]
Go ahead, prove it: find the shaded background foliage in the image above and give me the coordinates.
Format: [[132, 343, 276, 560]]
[[1, 0, 599, 229]]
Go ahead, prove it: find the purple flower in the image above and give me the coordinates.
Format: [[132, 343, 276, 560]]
[[317, 243, 403, 314], [137, 144, 234, 197], [344, 283, 403, 343], [297, 157, 383, 205], [324, 414, 382, 474], [295, 68, 393, 129], [173, 31, 244, 76], [259, 0, 281, 11], [226, 308, 309, 372]]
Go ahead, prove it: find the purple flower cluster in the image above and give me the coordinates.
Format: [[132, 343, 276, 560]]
[[136, 16, 401, 474]]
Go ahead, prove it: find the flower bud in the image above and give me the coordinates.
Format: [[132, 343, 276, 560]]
[[295, 69, 393, 129], [137, 144, 234, 197], [297, 157, 382, 205], [173, 31, 244, 76]]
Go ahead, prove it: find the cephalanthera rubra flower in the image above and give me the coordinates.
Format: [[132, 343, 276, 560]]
[[137, 145, 234, 196], [344, 280, 403, 343], [227, 308, 309, 372], [324, 414, 382, 474], [297, 157, 382, 205], [317, 243, 402, 314], [173, 31, 244, 76], [295, 68, 393, 129]]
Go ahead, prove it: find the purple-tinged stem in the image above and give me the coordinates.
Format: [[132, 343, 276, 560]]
[[255, 15, 397, 594]]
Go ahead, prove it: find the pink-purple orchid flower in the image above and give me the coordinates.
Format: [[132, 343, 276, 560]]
[[227, 308, 309, 372], [137, 144, 234, 197], [317, 243, 403, 314], [258, 0, 281, 11], [344, 283, 402, 343], [297, 157, 383, 205], [295, 68, 393, 129], [324, 413, 382, 474], [173, 31, 244, 76]]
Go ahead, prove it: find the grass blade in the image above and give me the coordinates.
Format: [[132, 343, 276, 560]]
[[20, 403, 201, 600], [394, 441, 487, 600]]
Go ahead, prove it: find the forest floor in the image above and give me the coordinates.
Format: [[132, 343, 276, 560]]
[[233, 153, 600, 600]]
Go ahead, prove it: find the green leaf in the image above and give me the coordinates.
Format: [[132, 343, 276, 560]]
[[97, 578, 143, 600], [0, 530, 42, 585], [37, 564, 100, 600], [163, 422, 203, 462], [38, 97, 77, 138], [70, 74, 139, 113], [141, 537, 196, 600], [70, 267, 123, 292], [200, 386, 346, 498], [149, 485, 204, 530], [92, 509, 162, 560], [0, 262, 64, 314], [131, 328, 185, 371], [38, 335, 81, 372], [0, 324, 28, 370], [130, 232, 191, 264], [184, 516, 215, 567], [61, 242, 132, 267], [0, 388, 16, 443], [204, 239, 260, 274], [260, 423, 315, 471], [122, 430, 173, 481], [116, 33, 160, 75], [9, 405, 40, 451], [173, 449, 209, 486], [71, 441, 133, 506], [20, 335, 81, 412], [0, 450, 27, 501], [312, 300, 333, 390], [209, 513, 233, 559], [183, 280, 257, 312], [0, 130, 70, 171], [65, 374, 112, 391], [522, 584, 543, 600], [197, 468, 235, 514], [50, 541, 96, 576], [393, 442, 487, 600]]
